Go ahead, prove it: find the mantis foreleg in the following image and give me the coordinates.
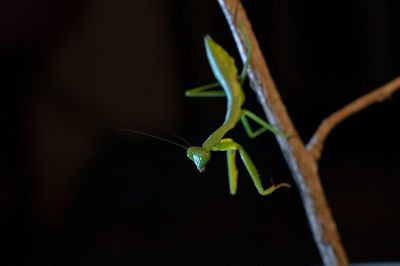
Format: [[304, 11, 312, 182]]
[[226, 149, 238, 195], [212, 138, 289, 195]]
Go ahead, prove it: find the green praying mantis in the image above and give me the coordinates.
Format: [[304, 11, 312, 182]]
[[124, 17, 290, 196], [185, 19, 290, 196]]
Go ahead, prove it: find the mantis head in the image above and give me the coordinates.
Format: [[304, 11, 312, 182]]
[[187, 146, 211, 173]]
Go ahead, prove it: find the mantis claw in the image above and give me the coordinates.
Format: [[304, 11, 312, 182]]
[[274, 183, 291, 190], [270, 178, 291, 190]]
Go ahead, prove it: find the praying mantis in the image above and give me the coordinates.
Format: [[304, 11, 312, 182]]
[[185, 19, 290, 196]]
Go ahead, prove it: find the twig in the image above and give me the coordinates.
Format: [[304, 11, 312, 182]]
[[307, 76, 400, 161], [217, 0, 349, 265]]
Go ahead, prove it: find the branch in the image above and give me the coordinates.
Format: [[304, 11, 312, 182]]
[[307, 76, 400, 161], [217, 0, 349, 265]]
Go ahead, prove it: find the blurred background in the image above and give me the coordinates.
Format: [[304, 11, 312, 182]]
[[1, 0, 400, 265]]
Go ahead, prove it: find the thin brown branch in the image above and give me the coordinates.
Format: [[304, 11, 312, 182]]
[[217, 0, 349, 265], [307, 76, 400, 161]]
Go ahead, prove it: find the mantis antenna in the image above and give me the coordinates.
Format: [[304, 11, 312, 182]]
[[172, 134, 192, 147], [121, 129, 188, 150]]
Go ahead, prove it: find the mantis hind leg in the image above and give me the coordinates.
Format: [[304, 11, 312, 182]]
[[212, 138, 289, 196], [240, 109, 290, 138], [185, 82, 226, 98], [237, 15, 252, 86]]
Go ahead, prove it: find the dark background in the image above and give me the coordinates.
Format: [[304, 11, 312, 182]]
[[1, 0, 400, 265]]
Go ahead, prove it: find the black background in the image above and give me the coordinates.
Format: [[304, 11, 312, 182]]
[[1, 0, 400, 265]]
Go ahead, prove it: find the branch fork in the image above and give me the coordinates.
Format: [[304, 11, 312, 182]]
[[306, 77, 400, 161]]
